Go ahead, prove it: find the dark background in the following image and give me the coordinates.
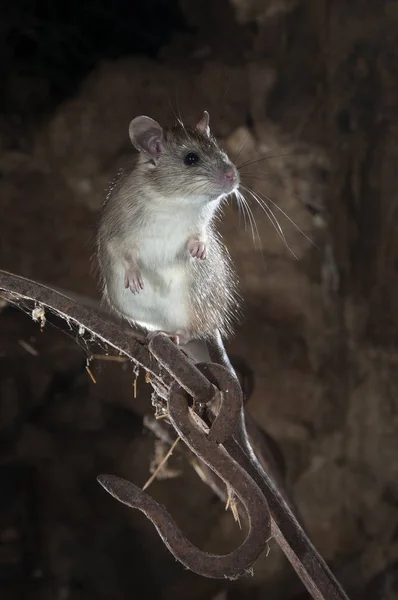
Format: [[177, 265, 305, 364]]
[[1, 1, 398, 599]]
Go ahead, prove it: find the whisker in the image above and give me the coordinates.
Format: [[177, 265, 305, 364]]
[[168, 97, 178, 123], [233, 133, 251, 165], [187, 181, 215, 197], [238, 191, 266, 263], [236, 191, 256, 244], [168, 95, 185, 130], [175, 88, 184, 127], [241, 186, 285, 241], [238, 152, 294, 170], [164, 179, 210, 198], [233, 190, 248, 233], [239, 174, 271, 181], [241, 184, 295, 256], [241, 174, 329, 217], [252, 186, 317, 248], [242, 183, 317, 254], [235, 190, 262, 249]]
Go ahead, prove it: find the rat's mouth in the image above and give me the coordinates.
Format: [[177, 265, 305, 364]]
[[221, 177, 240, 196], [202, 176, 240, 203]]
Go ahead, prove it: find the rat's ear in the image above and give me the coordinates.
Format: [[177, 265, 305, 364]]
[[129, 116, 164, 160], [195, 111, 210, 137]]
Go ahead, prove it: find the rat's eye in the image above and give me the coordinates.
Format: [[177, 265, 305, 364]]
[[184, 152, 200, 166]]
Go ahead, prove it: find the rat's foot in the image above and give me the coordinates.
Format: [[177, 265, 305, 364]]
[[124, 265, 144, 295], [147, 330, 180, 345], [146, 330, 191, 346], [187, 238, 207, 260]]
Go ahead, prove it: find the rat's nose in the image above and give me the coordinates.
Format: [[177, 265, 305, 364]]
[[224, 167, 236, 183]]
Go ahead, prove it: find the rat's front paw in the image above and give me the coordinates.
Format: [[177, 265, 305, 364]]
[[124, 266, 144, 294], [187, 238, 207, 260]]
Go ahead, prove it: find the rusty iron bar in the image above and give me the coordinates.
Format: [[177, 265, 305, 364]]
[[0, 270, 172, 396], [195, 361, 289, 495], [0, 270, 350, 599], [224, 430, 349, 599]]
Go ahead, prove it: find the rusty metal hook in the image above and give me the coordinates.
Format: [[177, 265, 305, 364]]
[[148, 332, 216, 404], [98, 382, 271, 580], [193, 362, 243, 444], [148, 333, 243, 444]]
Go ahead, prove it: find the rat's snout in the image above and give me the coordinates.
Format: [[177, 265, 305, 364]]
[[220, 164, 239, 193], [223, 166, 237, 183], [212, 161, 239, 198]]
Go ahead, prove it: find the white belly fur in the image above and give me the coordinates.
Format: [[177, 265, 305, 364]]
[[109, 260, 190, 333], [106, 202, 208, 333]]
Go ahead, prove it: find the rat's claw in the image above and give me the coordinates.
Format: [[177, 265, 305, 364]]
[[124, 267, 144, 294], [147, 331, 180, 345], [146, 330, 191, 345]]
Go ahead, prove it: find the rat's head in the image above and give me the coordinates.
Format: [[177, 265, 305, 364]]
[[129, 111, 239, 204]]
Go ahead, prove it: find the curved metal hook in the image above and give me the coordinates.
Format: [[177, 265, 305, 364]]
[[147, 335, 243, 443], [98, 385, 271, 580], [147, 331, 243, 444], [194, 362, 243, 444], [148, 332, 216, 403]]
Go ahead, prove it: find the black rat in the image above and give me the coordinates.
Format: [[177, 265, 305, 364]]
[[97, 111, 241, 345]]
